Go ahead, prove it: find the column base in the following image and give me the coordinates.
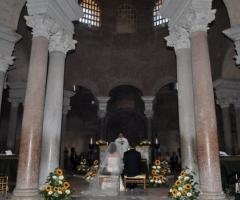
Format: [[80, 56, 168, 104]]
[[200, 191, 226, 200], [12, 188, 42, 200]]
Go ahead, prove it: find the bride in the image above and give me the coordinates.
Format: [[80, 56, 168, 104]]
[[83, 142, 124, 196]]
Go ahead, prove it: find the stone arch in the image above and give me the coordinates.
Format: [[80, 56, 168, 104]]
[[107, 78, 143, 96], [75, 79, 100, 97], [0, 0, 26, 30], [222, 0, 240, 26], [152, 76, 176, 95]]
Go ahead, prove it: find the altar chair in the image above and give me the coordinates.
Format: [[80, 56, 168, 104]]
[[0, 176, 8, 199], [123, 174, 146, 190]]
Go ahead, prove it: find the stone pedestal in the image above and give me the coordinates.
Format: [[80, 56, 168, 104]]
[[136, 145, 151, 167]]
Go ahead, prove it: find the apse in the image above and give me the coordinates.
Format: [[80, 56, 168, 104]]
[[106, 85, 146, 143]]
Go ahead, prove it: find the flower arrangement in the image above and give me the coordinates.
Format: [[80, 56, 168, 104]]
[[95, 139, 108, 146], [40, 168, 72, 200], [149, 160, 171, 186], [169, 169, 199, 200], [77, 158, 87, 174], [83, 160, 99, 182], [139, 140, 151, 146]]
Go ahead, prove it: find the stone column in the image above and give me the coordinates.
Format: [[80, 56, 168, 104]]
[[7, 100, 19, 151], [165, 26, 198, 178], [142, 96, 154, 141], [217, 98, 233, 154], [97, 96, 109, 139], [12, 16, 57, 200], [60, 90, 75, 168], [233, 101, 240, 154], [190, 9, 225, 200], [39, 31, 76, 186], [7, 81, 25, 153]]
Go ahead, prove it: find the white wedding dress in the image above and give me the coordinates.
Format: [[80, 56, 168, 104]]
[[83, 142, 124, 197]]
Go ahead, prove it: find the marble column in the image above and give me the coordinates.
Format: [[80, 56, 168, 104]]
[[165, 26, 198, 179], [97, 96, 109, 139], [60, 90, 75, 168], [190, 10, 225, 200], [7, 100, 20, 151], [217, 99, 233, 154], [7, 81, 25, 153], [12, 16, 57, 200], [142, 96, 154, 141], [39, 31, 76, 186], [233, 102, 240, 154]]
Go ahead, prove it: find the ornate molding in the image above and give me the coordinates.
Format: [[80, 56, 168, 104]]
[[216, 98, 230, 108], [25, 15, 60, 39], [223, 25, 240, 66], [49, 31, 77, 54], [27, 0, 83, 35], [0, 54, 14, 72], [159, 0, 215, 33], [188, 9, 216, 33], [165, 26, 190, 50], [63, 90, 75, 115]]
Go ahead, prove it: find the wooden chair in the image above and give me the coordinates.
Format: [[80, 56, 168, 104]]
[[124, 174, 146, 190], [0, 176, 8, 199]]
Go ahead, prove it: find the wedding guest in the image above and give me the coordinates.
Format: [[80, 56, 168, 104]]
[[115, 132, 129, 158]]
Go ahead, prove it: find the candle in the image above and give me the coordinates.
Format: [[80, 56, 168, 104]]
[[155, 137, 158, 144], [73, 84, 76, 92], [90, 137, 93, 145]]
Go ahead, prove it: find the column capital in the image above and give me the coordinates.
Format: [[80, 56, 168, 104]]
[[63, 90, 75, 115], [142, 96, 154, 119], [25, 15, 60, 39], [49, 31, 77, 54], [216, 98, 231, 109], [223, 25, 240, 65], [165, 26, 190, 50], [8, 81, 26, 105], [187, 8, 216, 33], [97, 96, 110, 119], [0, 54, 14, 72]]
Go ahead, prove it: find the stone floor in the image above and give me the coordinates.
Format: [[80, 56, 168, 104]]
[[70, 174, 171, 200]]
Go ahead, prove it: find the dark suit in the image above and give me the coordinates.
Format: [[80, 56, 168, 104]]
[[123, 148, 141, 177]]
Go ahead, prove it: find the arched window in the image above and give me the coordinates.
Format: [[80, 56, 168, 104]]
[[79, 0, 100, 27], [153, 0, 168, 27], [116, 2, 137, 33]]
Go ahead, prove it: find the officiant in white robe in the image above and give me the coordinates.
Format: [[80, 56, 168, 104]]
[[115, 133, 129, 158]]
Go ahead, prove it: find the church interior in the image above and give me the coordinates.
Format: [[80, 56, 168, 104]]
[[0, 0, 240, 199]]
